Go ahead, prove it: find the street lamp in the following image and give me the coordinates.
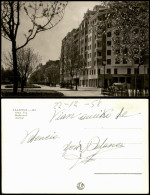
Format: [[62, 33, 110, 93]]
[[102, 60, 106, 89]]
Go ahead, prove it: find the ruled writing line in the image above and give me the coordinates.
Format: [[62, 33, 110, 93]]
[[84, 128, 142, 130], [94, 173, 142, 175]]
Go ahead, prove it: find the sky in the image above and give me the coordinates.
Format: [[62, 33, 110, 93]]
[[2, 1, 101, 65]]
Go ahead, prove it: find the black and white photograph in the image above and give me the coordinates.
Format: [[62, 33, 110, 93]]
[[1, 1, 149, 97]]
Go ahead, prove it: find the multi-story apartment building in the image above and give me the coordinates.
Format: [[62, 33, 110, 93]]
[[60, 5, 149, 89]]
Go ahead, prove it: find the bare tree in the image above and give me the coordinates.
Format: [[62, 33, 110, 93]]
[[64, 42, 86, 90], [18, 47, 41, 92], [3, 47, 41, 92], [64, 42, 77, 89], [1, 1, 68, 94]]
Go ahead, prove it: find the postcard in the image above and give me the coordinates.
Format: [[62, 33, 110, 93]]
[[2, 99, 148, 193], [2, 2, 149, 98]]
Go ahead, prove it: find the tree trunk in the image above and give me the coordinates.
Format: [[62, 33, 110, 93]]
[[24, 77, 27, 87], [75, 81, 78, 91], [70, 79, 72, 89], [21, 77, 26, 93], [21, 77, 24, 93], [12, 40, 18, 94], [75, 73, 78, 91], [70, 75, 73, 89]]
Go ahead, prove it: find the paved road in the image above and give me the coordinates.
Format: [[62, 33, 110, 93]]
[[35, 85, 105, 97]]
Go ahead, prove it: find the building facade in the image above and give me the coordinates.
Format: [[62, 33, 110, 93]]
[[60, 5, 149, 89]]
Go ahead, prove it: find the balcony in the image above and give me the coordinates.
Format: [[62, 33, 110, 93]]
[[95, 36, 102, 41], [96, 56, 102, 59], [95, 46, 102, 50]]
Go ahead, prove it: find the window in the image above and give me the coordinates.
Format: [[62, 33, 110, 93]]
[[94, 52, 96, 57], [97, 51, 101, 56], [127, 68, 131, 74], [94, 70, 96, 74], [97, 41, 102, 47], [98, 69, 100, 75], [107, 32, 111, 37], [107, 50, 111, 55], [97, 59, 102, 65], [87, 70, 88, 75], [107, 59, 111, 65], [107, 41, 111, 46], [90, 53, 91, 58], [94, 61, 96, 66], [134, 68, 139, 74], [123, 48, 128, 54], [147, 68, 149, 74], [107, 22, 111, 28], [123, 58, 127, 64], [114, 68, 118, 74], [120, 77, 125, 83], [107, 69, 111, 74], [127, 77, 131, 83], [115, 58, 120, 64]]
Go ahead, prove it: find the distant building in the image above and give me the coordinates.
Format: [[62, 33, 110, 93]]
[[60, 5, 149, 89]]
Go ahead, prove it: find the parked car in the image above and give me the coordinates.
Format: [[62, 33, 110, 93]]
[[110, 82, 127, 91], [108, 82, 128, 96]]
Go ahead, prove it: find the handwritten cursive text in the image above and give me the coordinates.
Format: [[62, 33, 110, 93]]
[[21, 128, 59, 144]]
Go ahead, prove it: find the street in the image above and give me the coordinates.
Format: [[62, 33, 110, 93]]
[[30, 85, 105, 97], [1, 84, 105, 97]]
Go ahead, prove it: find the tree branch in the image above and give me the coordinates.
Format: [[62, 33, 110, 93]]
[[15, 1, 20, 38], [1, 21, 11, 40], [16, 29, 37, 50]]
